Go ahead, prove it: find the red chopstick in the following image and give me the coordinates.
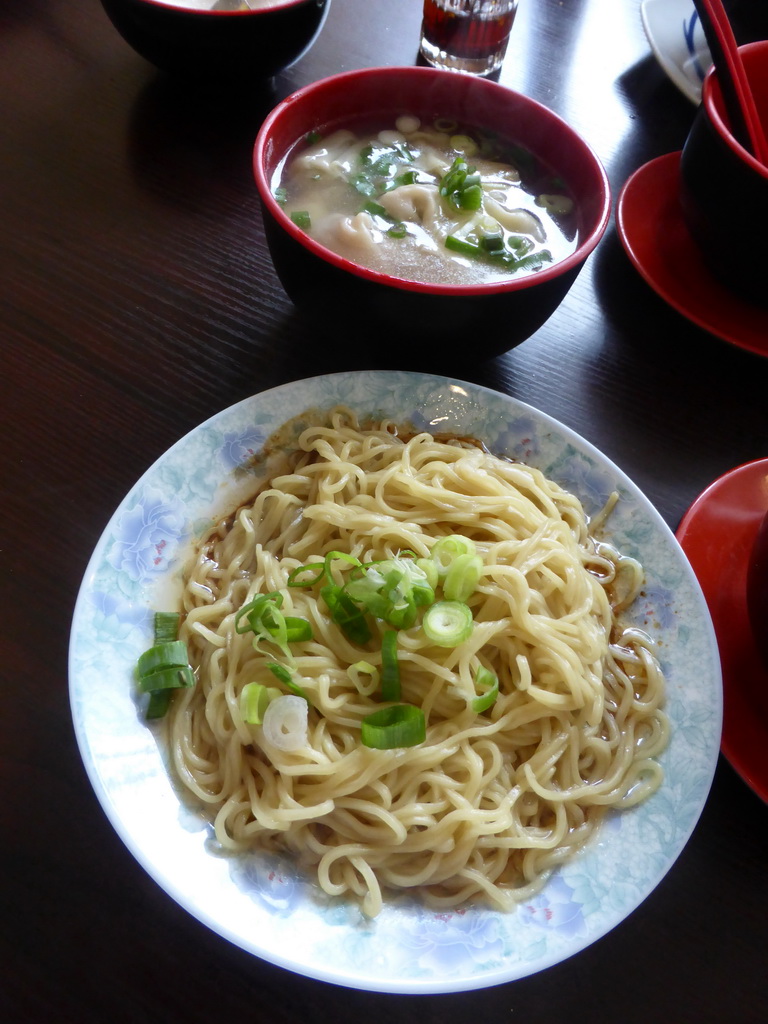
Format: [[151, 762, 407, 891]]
[[693, 0, 768, 167]]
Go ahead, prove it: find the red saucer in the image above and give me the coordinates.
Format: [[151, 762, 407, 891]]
[[616, 152, 768, 359], [677, 459, 768, 803]]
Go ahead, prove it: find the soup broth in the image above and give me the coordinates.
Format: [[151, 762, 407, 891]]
[[273, 115, 577, 286]]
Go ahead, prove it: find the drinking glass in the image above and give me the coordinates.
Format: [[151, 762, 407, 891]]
[[419, 0, 518, 77]]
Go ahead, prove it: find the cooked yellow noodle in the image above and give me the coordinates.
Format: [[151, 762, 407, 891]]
[[169, 408, 668, 916]]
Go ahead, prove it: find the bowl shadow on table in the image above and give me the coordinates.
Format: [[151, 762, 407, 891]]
[[588, 227, 768, 510], [593, 224, 767, 383], [613, 54, 695, 167], [125, 70, 279, 209], [252, 303, 509, 380]]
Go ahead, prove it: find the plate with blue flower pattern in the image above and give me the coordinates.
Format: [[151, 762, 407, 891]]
[[69, 370, 722, 993]]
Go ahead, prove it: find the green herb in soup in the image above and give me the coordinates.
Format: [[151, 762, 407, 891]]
[[273, 115, 577, 286]]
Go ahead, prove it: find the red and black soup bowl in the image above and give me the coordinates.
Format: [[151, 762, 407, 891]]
[[679, 40, 768, 308], [252, 66, 611, 361], [100, 0, 331, 80]]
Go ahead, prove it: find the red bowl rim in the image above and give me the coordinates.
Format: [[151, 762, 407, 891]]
[[702, 40, 768, 181], [253, 66, 611, 297], [133, 0, 317, 15]]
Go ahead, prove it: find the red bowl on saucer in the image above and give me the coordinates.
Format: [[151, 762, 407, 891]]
[[679, 40, 768, 307], [100, 0, 331, 80], [252, 66, 611, 360]]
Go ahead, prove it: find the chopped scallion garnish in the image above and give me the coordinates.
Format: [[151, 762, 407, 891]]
[[287, 561, 326, 588], [137, 663, 195, 694], [443, 552, 483, 603], [380, 630, 400, 702], [422, 601, 474, 647], [153, 611, 180, 644], [471, 666, 499, 713], [439, 157, 483, 211], [360, 704, 426, 749], [267, 662, 311, 703], [320, 583, 372, 645], [240, 682, 282, 725], [235, 591, 314, 660], [137, 640, 189, 679], [430, 535, 477, 578], [136, 612, 194, 719]]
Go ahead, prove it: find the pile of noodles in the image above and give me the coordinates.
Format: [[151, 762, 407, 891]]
[[169, 408, 668, 917]]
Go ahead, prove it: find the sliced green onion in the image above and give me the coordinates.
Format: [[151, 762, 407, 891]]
[[137, 640, 189, 679], [290, 210, 311, 229], [345, 557, 434, 629], [479, 233, 505, 253], [146, 690, 172, 720], [235, 592, 281, 634], [415, 556, 439, 591], [380, 630, 401, 702], [347, 660, 379, 695], [235, 592, 313, 659], [439, 157, 483, 212], [136, 613, 194, 719], [445, 234, 481, 257], [324, 550, 363, 579], [321, 583, 372, 645], [443, 552, 483, 603], [361, 704, 426, 749], [430, 535, 477, 578], [282, 617, 313, 643], [287, 561, 326, 588], [508, 249, 553, 272], [386, 223, 408, 239], [137, 663, 195, 694], [273, 186, 288, 206], [506, 233, 534, 255], [471, 666, 499, 713], [459, 182, 482, 211], [153, 611, 180, 644], [422, 601, 473, 647], [240, 682, 282, 725], [267, 662, 311, 703]]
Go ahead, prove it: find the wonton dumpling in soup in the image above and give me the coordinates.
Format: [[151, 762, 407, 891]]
[[274, 116, 576, 286]]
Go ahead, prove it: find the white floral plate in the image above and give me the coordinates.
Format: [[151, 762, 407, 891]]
[[69, 370, 722, 993], [641, 0, 710, 104]]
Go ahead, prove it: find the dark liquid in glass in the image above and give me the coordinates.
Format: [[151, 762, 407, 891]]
[[422, 0, 515, 60]]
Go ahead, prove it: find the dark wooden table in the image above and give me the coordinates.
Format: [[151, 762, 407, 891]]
[[3, 1, 767, 1021]]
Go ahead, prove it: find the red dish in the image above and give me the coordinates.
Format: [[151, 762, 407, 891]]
[[253, 66, 611, 358], [677, 458, 768, 802], [616, 152, 768, 359]]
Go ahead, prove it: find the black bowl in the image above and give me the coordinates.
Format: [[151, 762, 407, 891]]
[[252, 67, 611, 361], [100, 0, 331, 80]]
